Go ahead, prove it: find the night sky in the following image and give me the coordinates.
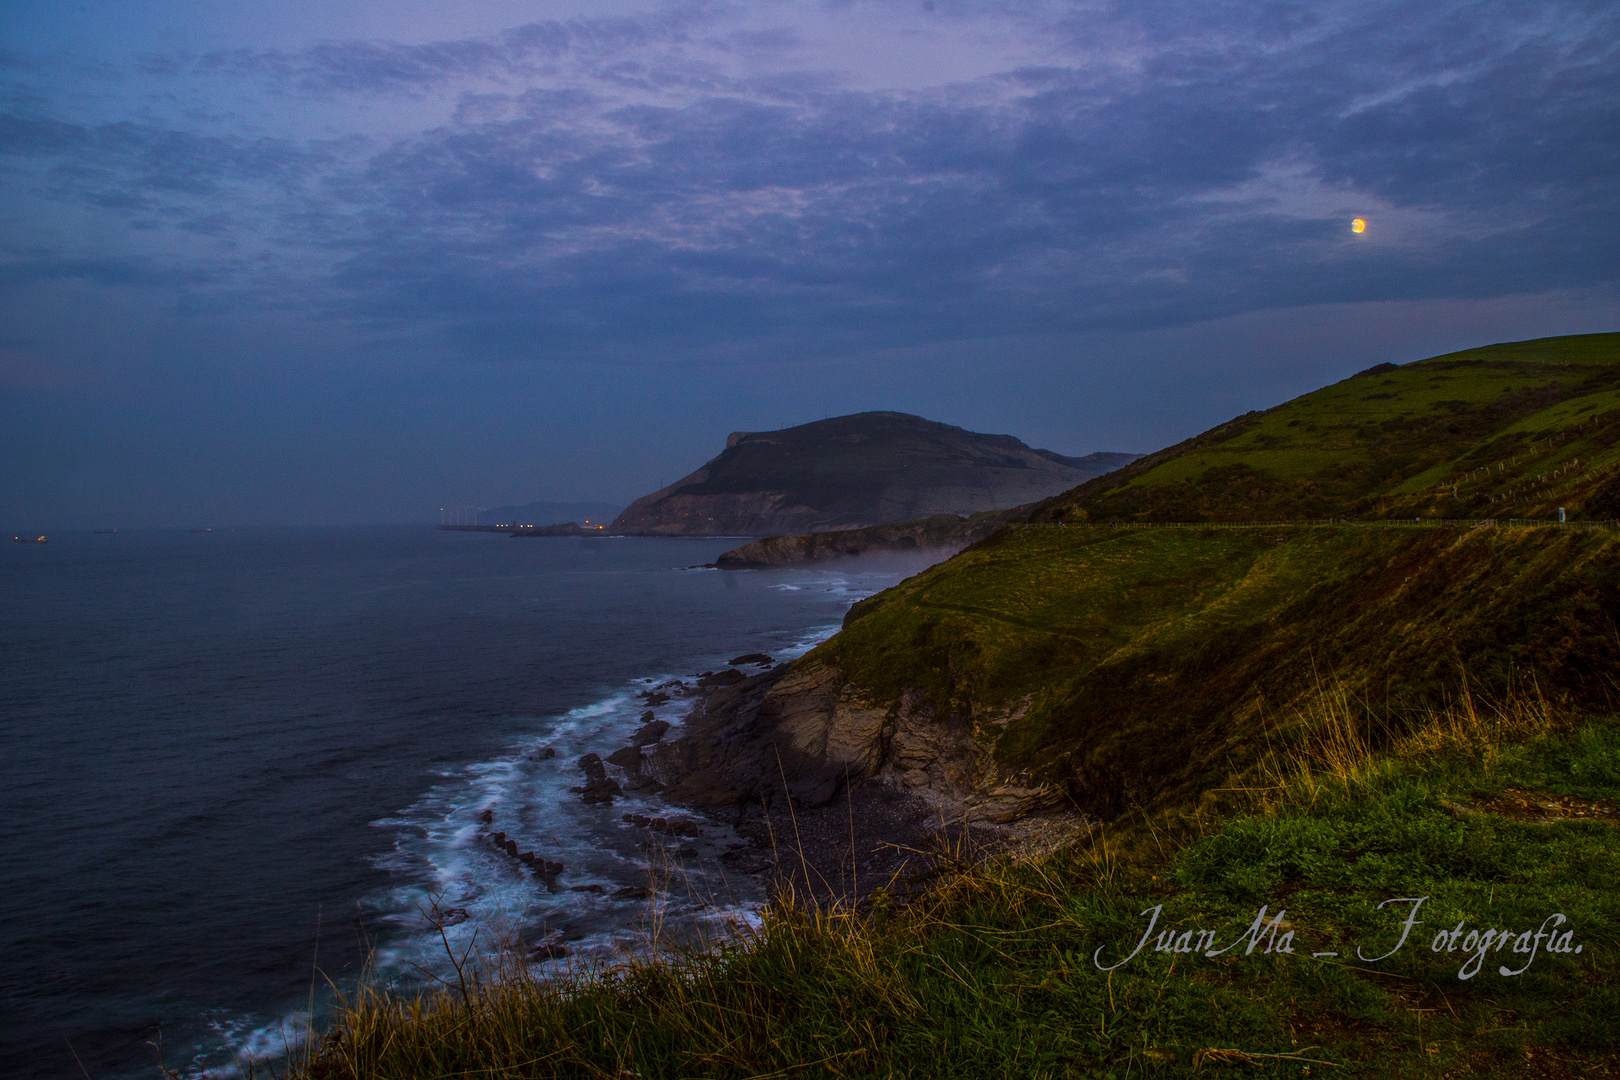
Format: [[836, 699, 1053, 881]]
[[3, 1, 1616, 527]]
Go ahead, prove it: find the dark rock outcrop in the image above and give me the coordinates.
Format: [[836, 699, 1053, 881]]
[[631, 718, 670, 745], [574, 753, 623, 805], [696, 668, 745, 688], [609, 658, 1069, 828]]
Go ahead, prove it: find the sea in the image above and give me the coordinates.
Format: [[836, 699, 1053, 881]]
[[0, 526, 932, 1079]]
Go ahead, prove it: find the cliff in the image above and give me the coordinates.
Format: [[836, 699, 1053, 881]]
[[657, 333, 1620, 827], [609, 411, 1137, 536]]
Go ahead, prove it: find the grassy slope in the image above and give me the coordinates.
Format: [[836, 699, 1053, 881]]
[[299, 714, 1620, 1079], [804, 334, 1620, 815], [1028, 332, 1620, 523], [820, 521, 1620, 815]]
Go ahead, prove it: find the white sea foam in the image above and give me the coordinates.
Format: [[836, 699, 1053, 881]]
[[361, 661, 780, 990], [210, 563, 903, 1072], [188, 1008, 310, 1079]]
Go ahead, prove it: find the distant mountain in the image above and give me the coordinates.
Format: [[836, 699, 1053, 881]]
[[476, 501, 622, 526], [609, 412, 1139, 537]]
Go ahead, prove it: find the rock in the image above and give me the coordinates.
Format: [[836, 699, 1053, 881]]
[[531, 747, 556, 761], [639, 691, 671, 707], [720, 848, 774, 874], [437, 907, 470, 927], [583, 779, 624, 805], [476, 808, 495, 825], [570, 884, 605, 894], [544, 860, 565, 875], [505, 839, 520, 856], [963, 783, 1067, 824], [631, 719, 671, 746], [575, 752, 623, 804], [491, 831, 507, 844], [612, 886, 652, 900], [530, 942, 570, 961], [760, 660, 889, 776], [730, 653, 774, 666], [793, 767, 846, 809], [519, 851, 537, 864], [639, 710, 656, 723], [697, 668, 745, 688], [606, 745, 642, 770]]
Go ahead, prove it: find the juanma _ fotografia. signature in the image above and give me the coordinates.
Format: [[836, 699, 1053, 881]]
[[1094, 896, 1586, 980]]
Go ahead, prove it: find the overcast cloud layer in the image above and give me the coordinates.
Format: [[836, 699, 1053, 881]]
[[3, 0, 1617, 526]]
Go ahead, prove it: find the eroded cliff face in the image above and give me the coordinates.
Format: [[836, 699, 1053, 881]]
[[624, 658, 1065, 825]]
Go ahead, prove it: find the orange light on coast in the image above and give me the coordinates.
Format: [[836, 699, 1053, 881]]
[[1351, 218, 1367, 233]]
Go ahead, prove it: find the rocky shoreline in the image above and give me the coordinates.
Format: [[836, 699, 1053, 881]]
[[563, 652, 1092, 908]]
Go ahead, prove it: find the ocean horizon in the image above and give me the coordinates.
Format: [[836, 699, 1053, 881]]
[[0, 526, 930, 1079]]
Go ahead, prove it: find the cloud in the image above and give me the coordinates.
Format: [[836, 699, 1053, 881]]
[[0, 0, 1615, 367]]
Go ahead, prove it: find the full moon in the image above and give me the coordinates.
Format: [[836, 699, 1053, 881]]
[[1351, 218, 1367, 233]]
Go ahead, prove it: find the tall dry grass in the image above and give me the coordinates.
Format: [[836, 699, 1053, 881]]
[[1252, 675, 1563, 811], [286, 680, 1583, 1080]]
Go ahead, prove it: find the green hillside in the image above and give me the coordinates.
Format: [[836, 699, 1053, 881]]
[[804, 334, 1620, 817], [821, 520, 1620, 816], [1030, 332, 1620, 523]]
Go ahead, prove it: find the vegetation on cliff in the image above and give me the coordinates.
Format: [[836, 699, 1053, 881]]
[[1030, 332, 1620, 525], [296, 702, 1619, 1079], [796, 334, 1620, 818], [820, 520, 1620, 817], [712, 331, 1620, 563]]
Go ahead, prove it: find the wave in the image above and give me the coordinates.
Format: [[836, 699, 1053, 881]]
[[358, 608, 854, 992], [183, 559, 902, 1077]]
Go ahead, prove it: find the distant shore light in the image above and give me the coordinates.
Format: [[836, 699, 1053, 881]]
[[1351, 218, 1367, 233]]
